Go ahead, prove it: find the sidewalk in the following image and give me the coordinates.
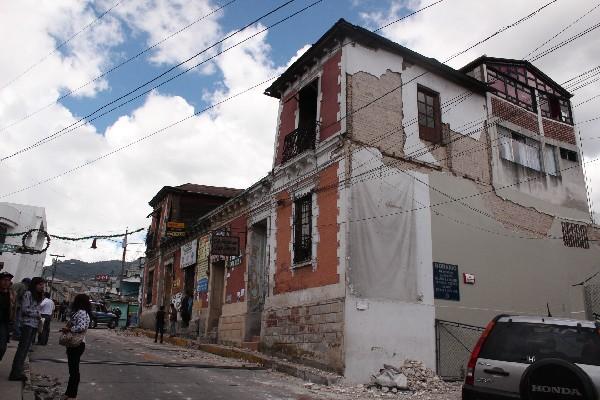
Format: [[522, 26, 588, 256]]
[[0, 341, 22, 400]]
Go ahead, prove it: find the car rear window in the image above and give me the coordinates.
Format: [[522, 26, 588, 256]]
[[479, 322, 600, 366]]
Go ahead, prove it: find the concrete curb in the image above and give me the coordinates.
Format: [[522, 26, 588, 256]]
[[132, 329, 342, 386]]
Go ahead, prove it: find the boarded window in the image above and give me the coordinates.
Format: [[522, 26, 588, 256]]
[[293, 194, 312, 264], [498, 127, 541, 171], [561, 222, 589, 249], [544, 144, 558, 176], [417, 86, 442, 143]]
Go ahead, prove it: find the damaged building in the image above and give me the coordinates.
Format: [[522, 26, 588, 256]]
[[140, 19, 600, 382]]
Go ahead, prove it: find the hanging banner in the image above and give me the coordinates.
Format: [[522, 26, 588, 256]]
[[180, 239, 198, 268]]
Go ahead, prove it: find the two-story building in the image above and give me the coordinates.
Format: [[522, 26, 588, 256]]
[[141, 19, 600, 382]]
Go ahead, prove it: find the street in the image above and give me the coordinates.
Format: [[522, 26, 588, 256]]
[[29, 328, 328, 400], [28, 327, 460, 400]]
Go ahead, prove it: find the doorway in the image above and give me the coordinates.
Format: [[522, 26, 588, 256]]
[[162, 263, 173, 307], [246, 220, 269, 339], [207, 261, 225, 335]]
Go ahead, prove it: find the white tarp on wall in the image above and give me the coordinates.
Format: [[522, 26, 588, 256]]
[[348, 147, 421, 301]]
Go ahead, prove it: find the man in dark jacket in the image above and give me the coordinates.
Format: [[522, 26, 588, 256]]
[[154, 306, 165, 343], [0, 271, 16, 360]]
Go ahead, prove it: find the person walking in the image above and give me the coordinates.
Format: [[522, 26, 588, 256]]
[[37, 292, 55, 345], [0, 271, 16, 361], [168, 303, 177, 337], [10, 278, 30, 339], [61, 294, 91, 399], [154, 306, 165, 343], [9, 277, 44, 381]]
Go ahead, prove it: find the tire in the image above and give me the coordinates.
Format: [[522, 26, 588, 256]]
[[519, 358, 597, 400], [108, 320, 117, 329], [90, 319, 98, 329]]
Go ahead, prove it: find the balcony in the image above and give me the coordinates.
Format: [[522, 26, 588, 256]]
[[281, 126, 316, 164]]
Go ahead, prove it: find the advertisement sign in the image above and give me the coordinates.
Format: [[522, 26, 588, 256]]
[[95, 274, 110, 282], [180, 239, 198, 268], [166, 221, 185, 237], [197, 278, 209, 293], [211, 235, 240, 256], [433, 262, 460, 301]]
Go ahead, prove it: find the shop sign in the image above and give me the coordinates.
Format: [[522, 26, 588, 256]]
[[166, 221, 185, 237], [433, 262, 460, 301], [180, 239, 198, 268], [197, 278, 209, 293], [211, 235, 240, 256], [227, 255, 243, 268], [95, 274, 110, 282]]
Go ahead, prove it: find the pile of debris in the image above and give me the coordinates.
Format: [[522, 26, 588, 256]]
[[369, 360, 452, 393], [30, 374, 64, 400]]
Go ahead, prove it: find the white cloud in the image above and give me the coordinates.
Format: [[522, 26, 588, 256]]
[[0, 4, 282, 265], [362, 0, 600, 219]]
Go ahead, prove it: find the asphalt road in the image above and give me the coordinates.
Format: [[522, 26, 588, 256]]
[[29, 325, 326, 400]]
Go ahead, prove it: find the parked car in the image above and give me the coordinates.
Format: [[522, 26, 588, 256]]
[[462, 314, 600, 400], [90, 301, 118, 329]]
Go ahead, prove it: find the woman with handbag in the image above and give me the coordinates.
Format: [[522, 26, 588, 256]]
[[60, 294, 90, 399]]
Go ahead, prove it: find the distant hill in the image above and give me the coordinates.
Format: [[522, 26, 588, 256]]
[[48, 259, 139, 282]]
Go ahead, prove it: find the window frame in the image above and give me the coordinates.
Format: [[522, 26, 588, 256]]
[[560, 147, 578, 163], [539, 91, 573, 125], [487, 67, 537, 113], [417, 85, 442, 144], [498, 126, 542, 172], [292, 193, 313, 265]]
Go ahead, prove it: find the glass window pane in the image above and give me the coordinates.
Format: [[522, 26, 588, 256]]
[[418, 91, 425, 102], [426, 105, 434, 116], [426, 95, 434, 106], [427, 116, 435, 128], [418, 113, 426, 126], [417, 102, 425, 114]]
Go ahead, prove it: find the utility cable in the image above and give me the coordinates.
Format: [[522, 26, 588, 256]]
[[0, 0, 240, 135]]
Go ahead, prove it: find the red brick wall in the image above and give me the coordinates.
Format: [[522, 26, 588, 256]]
[[223, 215, 247, 304], [275, 92, 298, 165], [491, 96, 539, 133], [274, 164, 340, 293], [543, 118, 576, 145], [319, 51, 342, 140]]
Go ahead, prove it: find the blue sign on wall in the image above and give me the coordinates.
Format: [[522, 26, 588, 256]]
[[197, 278, 209, 293], [433, 262, 460, 301]]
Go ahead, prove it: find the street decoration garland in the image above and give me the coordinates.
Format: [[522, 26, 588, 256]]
[[0, 227, 144, 254]]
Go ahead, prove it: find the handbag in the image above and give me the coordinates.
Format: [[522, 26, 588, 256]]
[[59, 330, 85, 347]]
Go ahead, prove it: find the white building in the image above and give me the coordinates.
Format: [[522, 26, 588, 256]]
[[0, 202, 48, 282]]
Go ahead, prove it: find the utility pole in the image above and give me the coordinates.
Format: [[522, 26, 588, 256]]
[[48, 253, 64, 297], [119, 228, 128, 298]]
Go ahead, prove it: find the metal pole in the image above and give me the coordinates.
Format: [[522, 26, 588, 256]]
[[119, 228, 128, 298], [48, 254, 64, 297]]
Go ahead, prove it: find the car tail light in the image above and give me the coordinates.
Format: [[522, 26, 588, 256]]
[[465, 318, 497, 386]]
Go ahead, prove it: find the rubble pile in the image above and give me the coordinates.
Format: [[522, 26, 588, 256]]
[[399, 360, 449, 392], [30, 374, 64, 400]]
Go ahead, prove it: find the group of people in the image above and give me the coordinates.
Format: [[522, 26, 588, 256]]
[[0, 271, 91, 399], [154, 292, 193, 344]]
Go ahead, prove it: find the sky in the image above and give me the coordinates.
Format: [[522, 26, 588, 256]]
[[1, 0, 599, 265]]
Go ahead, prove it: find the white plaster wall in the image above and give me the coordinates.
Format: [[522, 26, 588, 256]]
[[345, 43, 486, 167], [0, 202, 47, 282], [344, 147, 435, 382]]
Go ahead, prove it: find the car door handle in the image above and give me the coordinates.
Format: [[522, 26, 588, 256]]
[[483, 368, 510, 377]]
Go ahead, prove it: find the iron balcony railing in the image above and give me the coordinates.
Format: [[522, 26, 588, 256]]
[[281, 125, 316, 163]]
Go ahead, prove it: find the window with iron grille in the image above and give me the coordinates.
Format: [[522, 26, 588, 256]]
[[293, 194, 312, 264], [561, 222, 589, 249]]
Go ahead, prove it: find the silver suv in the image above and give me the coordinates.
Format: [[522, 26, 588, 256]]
[[462, 315, 600, 400]]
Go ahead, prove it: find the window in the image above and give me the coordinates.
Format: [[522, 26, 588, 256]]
[[0, 224, 6, 255], [293, 194, 312, 264], [498, 127, 541, 171], [562, 222, 589, 249], [488, 68, 536, 112], [544, 144, 558, 176], [560, 147, 578, 162], [539, 92, 573, 125], [417, 86, 442, 143], [281, 79, 318, 163]]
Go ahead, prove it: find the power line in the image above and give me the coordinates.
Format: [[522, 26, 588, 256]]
[[0, 0, 240, 135], [0, 1, 122, 92], [1, 0, 302, 162], [530, 19, 600, 62]]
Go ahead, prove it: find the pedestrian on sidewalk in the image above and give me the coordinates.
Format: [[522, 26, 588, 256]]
[[180, 291, 192, 328], [0, 271, 16, 361], [9, 277, 44, 381], [37, 292, 55, 345], [61, 293, 91, 400], [10, 278, 30, 340], [168, 303, 177, 337], [154, 305, 165, 343]]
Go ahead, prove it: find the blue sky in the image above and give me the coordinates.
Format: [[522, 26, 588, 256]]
[[59, 0, 394, 134]]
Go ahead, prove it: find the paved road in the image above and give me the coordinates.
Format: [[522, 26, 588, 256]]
[[29, 327, 327, 400]]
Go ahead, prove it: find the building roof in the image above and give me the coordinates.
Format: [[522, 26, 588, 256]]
[[460, 56, 573, 98], [149, 184, 243, 207], [264, 18, 488, 98]]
